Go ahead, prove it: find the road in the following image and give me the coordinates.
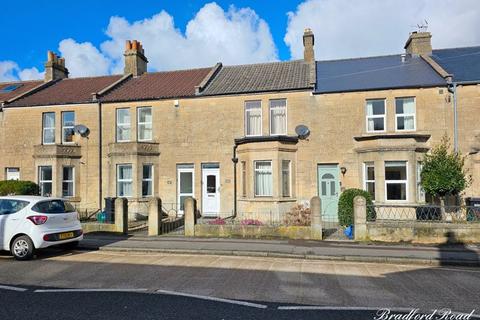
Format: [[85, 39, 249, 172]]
[[0, 248, 479, 319]]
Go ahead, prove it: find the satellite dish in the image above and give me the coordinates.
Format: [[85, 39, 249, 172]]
[[295, 125, 310, 140], [74, 124, 90, 138]]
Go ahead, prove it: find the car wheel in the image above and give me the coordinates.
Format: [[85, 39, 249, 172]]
[[60, 241, 79, 250], [11, 235, 35, 261]]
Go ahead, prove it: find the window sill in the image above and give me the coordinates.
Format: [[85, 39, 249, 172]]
[[354, 133, 430, 142]]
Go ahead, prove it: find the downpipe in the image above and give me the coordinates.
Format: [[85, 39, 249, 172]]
[[448, 82, 458, 153], [232, 144, 238, 218]]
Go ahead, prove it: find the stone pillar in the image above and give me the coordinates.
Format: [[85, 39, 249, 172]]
[[114, 198, 128, 235], [184, 197, 197, 237], [354, 196, 367, 241], [148, 197, 162, 236], [310, 196, 322, 240]]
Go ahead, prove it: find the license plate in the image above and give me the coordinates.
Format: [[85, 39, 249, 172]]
[[58, 232, 74, 240]]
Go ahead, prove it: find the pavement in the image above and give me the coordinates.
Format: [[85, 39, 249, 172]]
[[79, 233, 480, 267]]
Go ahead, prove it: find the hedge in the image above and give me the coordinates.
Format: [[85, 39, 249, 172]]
[[338, 188, 374, 226], [0, 180, 40, 196]]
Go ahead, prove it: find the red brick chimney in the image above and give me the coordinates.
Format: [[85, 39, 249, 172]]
[[124, 40, 148, 77], [44, 51, 69, 82]]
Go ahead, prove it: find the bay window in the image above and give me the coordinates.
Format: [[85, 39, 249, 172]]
[[385, 161, 408, 201], [245, 101, 262, 136], [282, 160, 291, 197], [117, 164, 133, 197], [254, 161, 272, 196], [62, 166, 74, 197], [396, 97, 416, 131], [269, 99, 287, 135], [364, 162, 375, 200], [366, 99, 386, 132], [39, 166, 53, 197], [142, 164, 153, 197]]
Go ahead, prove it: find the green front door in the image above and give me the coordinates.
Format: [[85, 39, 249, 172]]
[[318, 164, 340, 222]]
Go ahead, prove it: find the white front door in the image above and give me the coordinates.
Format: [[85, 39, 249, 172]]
[[202, 164, 220, 216], [177, 164, 194, 216]]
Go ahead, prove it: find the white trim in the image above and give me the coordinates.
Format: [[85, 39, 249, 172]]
[[395, 97, 416, 132], [116, 108, 131, 142], [137, 106, 153, 142], [177, 164, 195, 214], [117, 164, 133, 197], [244, 100, 262, 137], [35, 288, 148, 293], [62, 166, 75, 198], [365, 99, 386, 133], [0, 285, 28, 292], [61, 111, 75, 144], [269, 98, 287, 136], [156, 290, 268, 309], [384, 161, 408, 202], [142, 164, 154, 197]]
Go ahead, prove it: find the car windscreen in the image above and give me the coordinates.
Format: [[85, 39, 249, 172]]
[[32, 200, 76, 214], [0, 199, 29, 215]]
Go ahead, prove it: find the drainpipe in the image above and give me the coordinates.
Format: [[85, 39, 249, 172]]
[[232, 144, 238, 218], [98, 101, 103, 210], [448, 82, 458, 153]]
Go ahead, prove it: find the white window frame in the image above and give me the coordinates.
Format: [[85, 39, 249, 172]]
[[395, 97, 416, 132], [116, 108, 131, 142], [363, 162, 375, 201], [254, 160, 273, 197], [117, 164, 133, 197], [142, 164, 154, 197], [384, 161, 408, 202], [62, 166, 75, 198], [38, 166, 53, 197], [61, 111, 75, 144], [137, 107, 153, 142], [42, 112, 56, 145], [282, 160, 291, 197], [366, 99, 386, 133], [5, 167, 20, 181], [269, 99, 287, 136], [244, 100, 262, 137]]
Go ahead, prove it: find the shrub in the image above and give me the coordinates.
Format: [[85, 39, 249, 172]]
[[0, 180, 39, 196], [240, 219, 263, 226], [338, 188, 374, 226], [284, 204, 311, 226], [208, 218, 226, 225]]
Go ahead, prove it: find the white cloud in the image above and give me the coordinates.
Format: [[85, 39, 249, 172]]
[[18, 67, 43, 81], [59, 39, 112, 77], [99, 2, 277, 74], [285, 0, 480, 60], [0, 61, 43, 82]]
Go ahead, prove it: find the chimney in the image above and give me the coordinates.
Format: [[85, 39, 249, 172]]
[[44, 51, 69, 82], [124, 40, 148, 77], [404, 31, 432, 56], [303, 28, 315, 62]]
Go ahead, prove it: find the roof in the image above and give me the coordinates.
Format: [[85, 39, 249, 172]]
[[200, 60, 312, 96], [7, 75, 123, 107], [101, 68, 212, 102], [431, 46, 480, 82], [314, 54, 446, 94], [0, 80, 43, 103]]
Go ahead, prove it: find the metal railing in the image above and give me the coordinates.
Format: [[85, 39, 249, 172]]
[[367, 204, 480, 223]]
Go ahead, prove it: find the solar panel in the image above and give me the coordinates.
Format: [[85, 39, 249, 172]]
[[0, 84, 23, 93]]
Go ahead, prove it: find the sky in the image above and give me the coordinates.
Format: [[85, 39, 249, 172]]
[[1, 0, 479, 82]]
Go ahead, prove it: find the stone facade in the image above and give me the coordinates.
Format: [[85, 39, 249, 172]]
[[2, 83, 478, 219]]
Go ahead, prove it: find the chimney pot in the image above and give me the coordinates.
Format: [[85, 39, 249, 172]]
[[125, 40, 132, 50]]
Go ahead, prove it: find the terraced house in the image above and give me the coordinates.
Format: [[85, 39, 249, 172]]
[[1, 30, 479, 221]]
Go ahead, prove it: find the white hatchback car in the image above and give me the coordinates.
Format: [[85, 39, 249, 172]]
[[0, 196, 83, 260]]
